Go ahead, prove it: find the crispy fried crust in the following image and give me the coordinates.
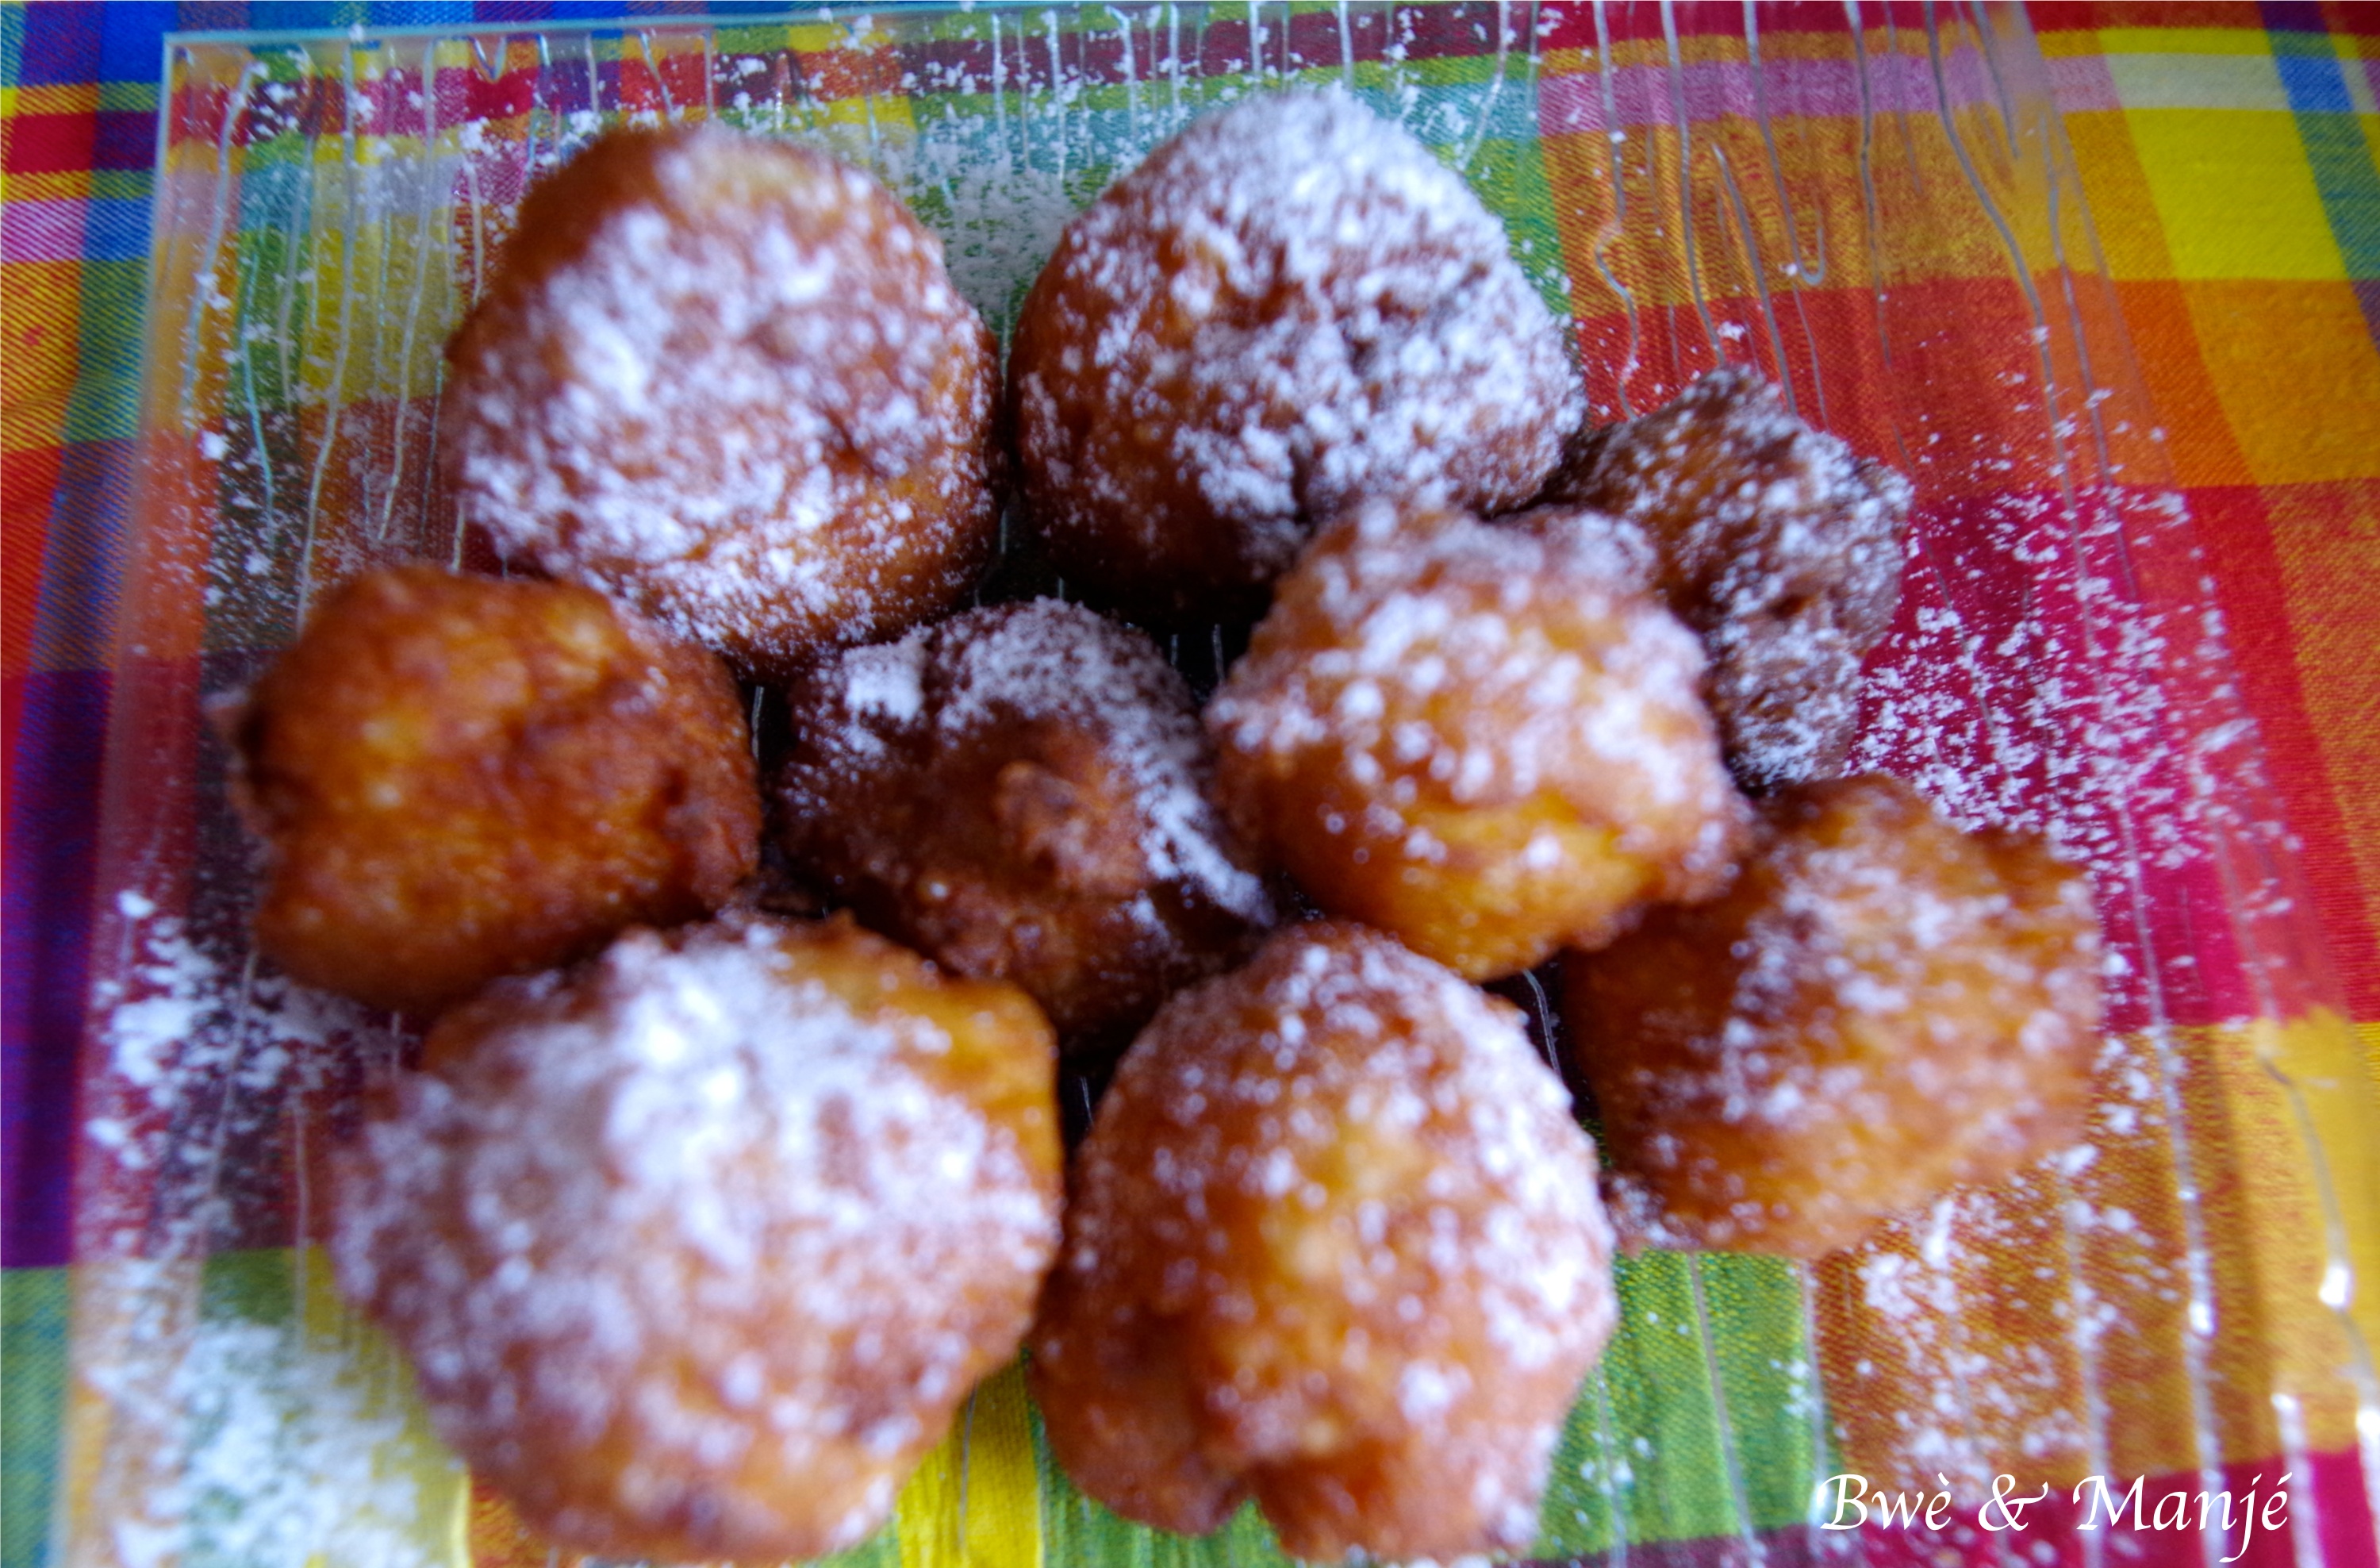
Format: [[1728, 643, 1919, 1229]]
[[1208, 499, 1746, 979], [232, 565, 758, 1014], [335, 915, 1061, 1562], [1010, 92, 1580, 625], [1537, 367, 1912, 791], [1031, 922, 1616, 1560], [774, 599, 1274, 1058], [1563, 775, 2102, 1258], [442, 126, 1000, 680]]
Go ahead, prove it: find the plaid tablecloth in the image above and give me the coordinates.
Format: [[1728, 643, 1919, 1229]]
[[5, 3, 2377, 1567]]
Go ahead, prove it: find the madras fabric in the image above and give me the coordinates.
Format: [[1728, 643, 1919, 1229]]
[[4, 5, 2378, 1568], [2036, 2, 2380, 1032]]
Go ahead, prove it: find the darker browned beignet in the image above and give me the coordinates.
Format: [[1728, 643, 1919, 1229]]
[[1010, 90, 1582, 625], [1561, 775, 2101, 1259], [442, 125, 1001, 682], [774, 598, 1274, 1055], [1031, 922, 1617, 1561], [231, 566, 758, 1014], [332, 914, 1061, 1562], [1538, 367, 1912, 791]]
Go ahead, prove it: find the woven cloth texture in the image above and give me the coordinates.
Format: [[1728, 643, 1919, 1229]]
[[4, 4, 2378, 1567]]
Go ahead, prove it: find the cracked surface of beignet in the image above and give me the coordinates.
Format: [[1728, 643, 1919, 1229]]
[[1541, 367, 1911, 791], [231, 565, 757, 1015]]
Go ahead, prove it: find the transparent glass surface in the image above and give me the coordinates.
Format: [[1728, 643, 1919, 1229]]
[[60, 6, 2380, 1566]]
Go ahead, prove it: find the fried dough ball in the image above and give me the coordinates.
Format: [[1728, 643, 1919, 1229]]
[[1537, 367, 1913, 791], [774, 598, 1274, 1058], [1561, 775, 2102, 1259], [229, 566, 757, 1015], [331, 915, 1061, 1562], [442, 125, 1001, 681], [1010, 90, 1583, 625], [1207, 499, 1746, 981], [1031, 921, 1616, 1560]]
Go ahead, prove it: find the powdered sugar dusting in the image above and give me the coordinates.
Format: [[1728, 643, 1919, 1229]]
[[79, 1257, 462, 1568], [1012, 88, 1581, 615], [99, 894, 374, 1116], [1211, 501, 1740, 884], [71, 882, 451, 1565], [1576, 778, 2101, 1260], [86, 890, 398, 1258], [933, 601, 1271, 921], [1037, 923, 1615, 1558], [328, 917, 1058, 1553], [1123, 925, 1616, 1378], [445, 125, 996, 673]]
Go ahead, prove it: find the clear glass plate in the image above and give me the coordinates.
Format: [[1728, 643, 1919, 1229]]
[[59, 5, 2380, 1566]]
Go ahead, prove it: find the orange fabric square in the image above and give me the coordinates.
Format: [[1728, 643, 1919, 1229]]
[[2183, 279, 2380, 484], [2111, 278, 2254, 487]]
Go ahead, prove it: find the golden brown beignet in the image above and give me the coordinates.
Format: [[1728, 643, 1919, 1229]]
[[1208, 498, 1745, 980], [1011, 90, 1581, 625], [442, 125, 1000, 681], [231, 565, 757, 1015], [332, 914, 1061, 1562], [1031, 921, 1616, 1561], [1538, 367, 1912, 791], [1563, 775, 2101, 1259]]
